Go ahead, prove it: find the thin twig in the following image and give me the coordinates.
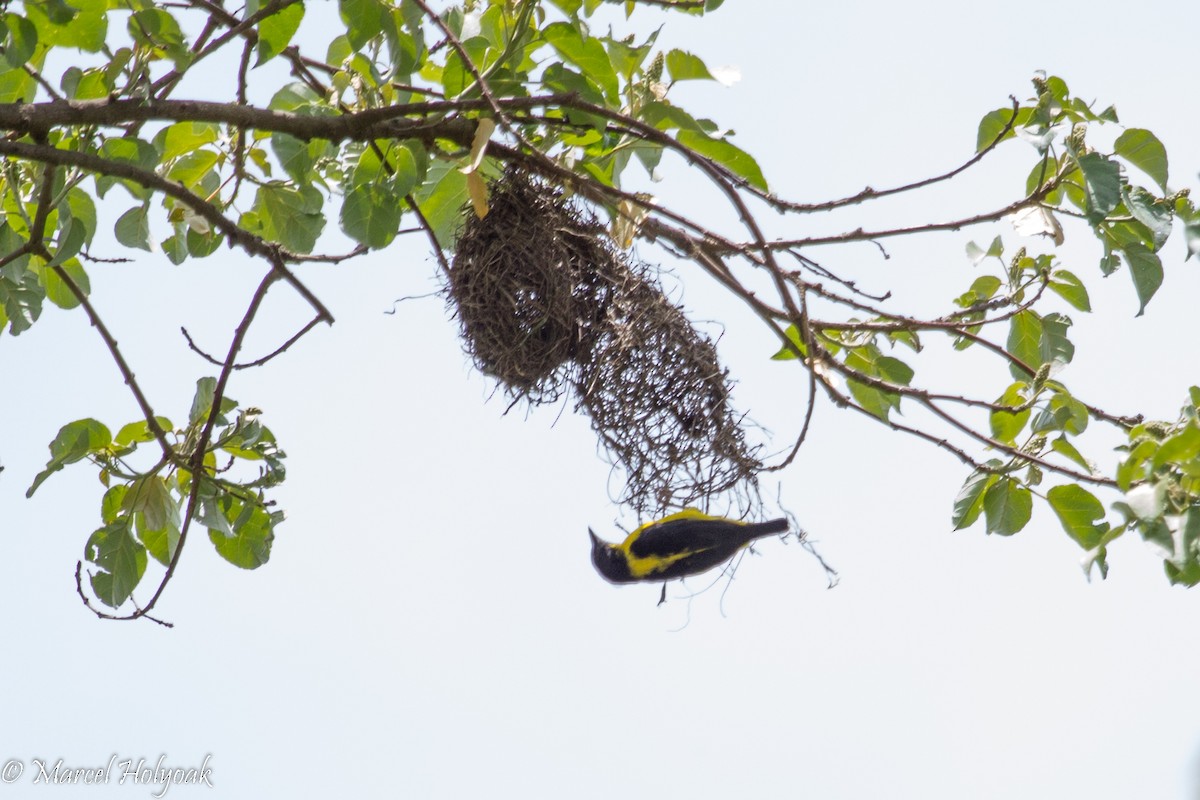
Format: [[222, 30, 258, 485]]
[[773, 97, 1023, 214]]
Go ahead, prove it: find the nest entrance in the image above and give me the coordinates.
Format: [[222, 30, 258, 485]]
[[448, 169, 762, 514]]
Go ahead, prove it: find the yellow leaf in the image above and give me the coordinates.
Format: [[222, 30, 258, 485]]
[[609, 195, 653, 249], [467, 171, 489, 218], [460, 118, 495, 175]]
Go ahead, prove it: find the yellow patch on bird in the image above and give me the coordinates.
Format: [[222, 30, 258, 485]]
[[621, 547, 699, 579], [614, 508, 747, 579], [624, 507, 747, 539]]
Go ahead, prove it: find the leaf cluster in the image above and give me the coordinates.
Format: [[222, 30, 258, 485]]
[[26, 379, 285, 611]]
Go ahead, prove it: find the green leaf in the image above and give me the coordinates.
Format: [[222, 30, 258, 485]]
[[886, 329, 922, 352], [1138, 519, 1174, 561], [270, 133, 318, 184], [1075, 152, 1121, 224], [3, 13, 39, 68], [124, 475, 180, 534], [846, 380, 892, 421], [85, 522, 147, 607], [32, 0, 76, 27], [876, 355, 913, 386], [1051, 436, 1092, 472], [1122, 243, 1162, 317], [965, 236, 1003, 266], [1152, 424, 1200, 470], [1006, 310, 1042, 380], [1039, 312, 1074, 368], [412, 159, 468, 248], [1031, 390, 1089, 436], [187, 376, 236, 426], [603, 31, 655, 80], [341, 182, 401, 248], [676, 129, 767, 191], [1123, 186, 1173, 251], [191, 376, 218, 426], [66, 188, 98, 248], [0, 270, 44, 335], [42, 259, 90, 309], [1164, 509, 1200, 586], [254, 0, 304, 66], [543, 21, 619, 102], [127, 9, 189, 67], [640, 100, 707, 133], [770, 324, 806, 361], [390, 143, 421, 195], [440, 35, 489, 98], [844, 346, 908, 421], [1082, 544, 1111, 581], [955, 274, 1002, 309], [97, 138, 159, 200], [115, 417, 173, 446], [27, 418, 112, 497], [99, 136, 159, 168], [268, 81, 321, 112], [27, 0, 106, 52], [975, 106, 1033, 153], [161, 228, 189, 265], [1165, 559, 1200, 587], [114, 205, 151, 251], [339, 0, 386, 50], [665, 49, 713, 81], [101, 485, 127, 525], [1184, 216, 1200, 261], [990, 382, 1029, 445], [184, 226, 221, 260], [540, 63, 607, 122], [1114, 128, 1168, 190], [0, 63, 35, 103], [155, 121, 220, 161], [982, 478, 1032, 536], [952, 469, 997, 529], [250, 184, 325, 253], [139, 519, 180, 567], [0, 226, 27, 282], [207, 498, 277, 569], [59, 65, 110, 100], [549, 0, 583, 15], [1047, 484, 1107, 549], [166, 149, 219, 189], [1047, 269, 1091, 312]]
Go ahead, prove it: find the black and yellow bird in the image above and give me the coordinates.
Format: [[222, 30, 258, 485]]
[[589, 508, 789, 589]]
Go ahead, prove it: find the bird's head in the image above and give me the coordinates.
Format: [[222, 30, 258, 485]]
[[588, 527, 631, 584]]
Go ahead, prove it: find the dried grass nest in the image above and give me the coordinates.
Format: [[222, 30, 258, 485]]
[[446, 168, 762, 513]]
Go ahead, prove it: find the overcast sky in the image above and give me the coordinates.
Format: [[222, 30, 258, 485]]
[[3, 1, 1200, 798]]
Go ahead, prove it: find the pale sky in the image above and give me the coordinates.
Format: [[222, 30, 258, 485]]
[[3, 1, 1200, 798]]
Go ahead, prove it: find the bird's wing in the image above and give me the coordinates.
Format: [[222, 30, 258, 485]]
[[627, 516, 749, 559]]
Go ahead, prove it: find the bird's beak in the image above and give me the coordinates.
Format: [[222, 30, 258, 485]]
[[588, 527, 604, 547]]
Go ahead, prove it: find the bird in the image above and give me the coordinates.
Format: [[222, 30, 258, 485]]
[[589, 508, 789, 593]]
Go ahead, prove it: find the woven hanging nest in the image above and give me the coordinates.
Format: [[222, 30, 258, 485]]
[[447, 168, 763, 513], [446, 170, 611, 404]]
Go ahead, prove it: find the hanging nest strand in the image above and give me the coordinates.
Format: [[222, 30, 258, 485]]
[[573, 270, 764, 512], [447, 168, 763, 514]]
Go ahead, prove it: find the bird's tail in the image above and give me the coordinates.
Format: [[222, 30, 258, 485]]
[[745, 517, 790, 540]]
